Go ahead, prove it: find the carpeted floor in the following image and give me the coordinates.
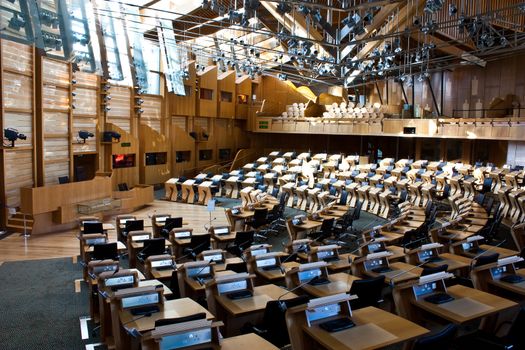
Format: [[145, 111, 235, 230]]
[[0, 257, 89, 350]]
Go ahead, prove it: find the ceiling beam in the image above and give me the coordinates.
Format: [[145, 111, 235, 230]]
[[260, 1, 335, 58]]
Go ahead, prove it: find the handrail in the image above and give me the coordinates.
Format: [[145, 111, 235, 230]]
[[452, 107, 524, 119]]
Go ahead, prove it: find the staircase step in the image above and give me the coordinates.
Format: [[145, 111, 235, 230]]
[[6, 224, 33, 231], [8, 217, 34, 223]]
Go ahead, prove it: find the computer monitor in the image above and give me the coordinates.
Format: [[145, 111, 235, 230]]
[[141, 238, 166, 258], [84, 222, 104, 234], [125, 220, 144, 233]]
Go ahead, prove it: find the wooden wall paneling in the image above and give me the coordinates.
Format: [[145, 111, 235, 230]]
[[41, 57, 71, 186], [139, 95, 162, 133], [215, 118, 235, 162], [106, 86, 132, 132], [139, 124, 170, 184], [0, 39, 36, 222], [235, 75, 251, 119], [217, 70, 235, 118], [72, 81, 99, 154], [169, 61, 196, 117], [259, 76, 310, 116], [171, 115, 195, 176], [197, 65, 218, 117], [194, 117, 216, 168], [106, 123, 140, 189]]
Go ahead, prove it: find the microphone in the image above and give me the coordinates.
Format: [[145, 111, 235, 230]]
[[468, 239, 506, 272], [181, 240, 212, 260], [194, 259, 214, 286], [276, 275, 321, 311], [402, 235, 430, 254], [388, 259, 432, 288]]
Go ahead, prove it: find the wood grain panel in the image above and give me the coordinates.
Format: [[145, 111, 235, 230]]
[[2, 72, 32, 110], [4, 150, 34, 208], [44, 161, 70, 186], [218, 71, 235, 118], [42, 58, 69, 85], [139, 96, 162, 133], [106, 86, 131, 132], [197, 66, 218, 117], [1, 39, 32, 72], [73, 88, 97, 115], [74, 71, 98, 87], [43, 85, 69, 110], [2, 112, 32, 147], [72, 116, 97, 153]]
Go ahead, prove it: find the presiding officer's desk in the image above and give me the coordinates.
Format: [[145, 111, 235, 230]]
[[205, 272, 297, 336], [392, 271, 518, 330], [470, 255, 525, 301], [285, 293, 429, 350], [112, 285, 213, 350], [285, 261, 361, 298]]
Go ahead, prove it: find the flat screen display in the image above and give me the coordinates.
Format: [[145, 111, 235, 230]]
[[113, 154, 136, 168]]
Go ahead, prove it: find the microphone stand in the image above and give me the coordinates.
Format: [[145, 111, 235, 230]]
[[193, 259, 215, 286], [277, 276, 321, 310], [388, 260, 432, 288], [468, 239, 507, 272]]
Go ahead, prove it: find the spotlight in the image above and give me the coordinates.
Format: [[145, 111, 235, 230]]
[[78, 130, 94, 143], [102, 131, 121, 143], [449, 4, 457, 16], [8, 13, 26, 31], [278, 73, 288, 81], [4, 128, 26, 147]]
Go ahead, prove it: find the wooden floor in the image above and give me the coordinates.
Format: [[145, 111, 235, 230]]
[[0, 200, 229, 263]]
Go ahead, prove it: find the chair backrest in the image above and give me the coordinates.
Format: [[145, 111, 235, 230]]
[[412, 324, 458, 350], [125, 220, 144, 233], [421, 264, 448, 276], [320, 218, 335, 234], [507, 306, 525, 348], [474, 253, 499, 267], [349, 275, 385, 309], [93, 242, 118, 260], [234, 230, 255, 249], [352, 201, 363, 220], [154, 313, 206, 328], [169, 270, 181, 299], [118, 183, 129, 191], [339, 190, 348, 205], [84, 222, 103, 234], [253, 208, 269, 223], [142, 238, 166, 257], [262, 295, 310, 347], [189, 234, 211, 256], [225, 261, 248, 273]]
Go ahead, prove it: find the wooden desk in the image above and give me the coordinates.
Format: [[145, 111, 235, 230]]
[[211, 232, 236, 250], [214, 283, 295, 336], [362, 262, 423, 284], [291, 306, 429, 350], [116, 298, 214, 349], [410, 284, 517, 325], [300, 272, 361, 298], [219, 333, 279, 350]]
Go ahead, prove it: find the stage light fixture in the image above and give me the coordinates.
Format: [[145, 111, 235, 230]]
[[78, 130, 94, 143], [4, 128, 27, 147]]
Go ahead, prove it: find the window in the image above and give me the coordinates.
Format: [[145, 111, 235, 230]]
[[175, 151, 191, 163], [237, 94, 248, 104], [219, 149, 231, 161], [199, 150, 213, 161], [112, 154, 136, 168], [200, 88, 213, 100], [145, 152, 167, 166], [220, 91, 233, 102]]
